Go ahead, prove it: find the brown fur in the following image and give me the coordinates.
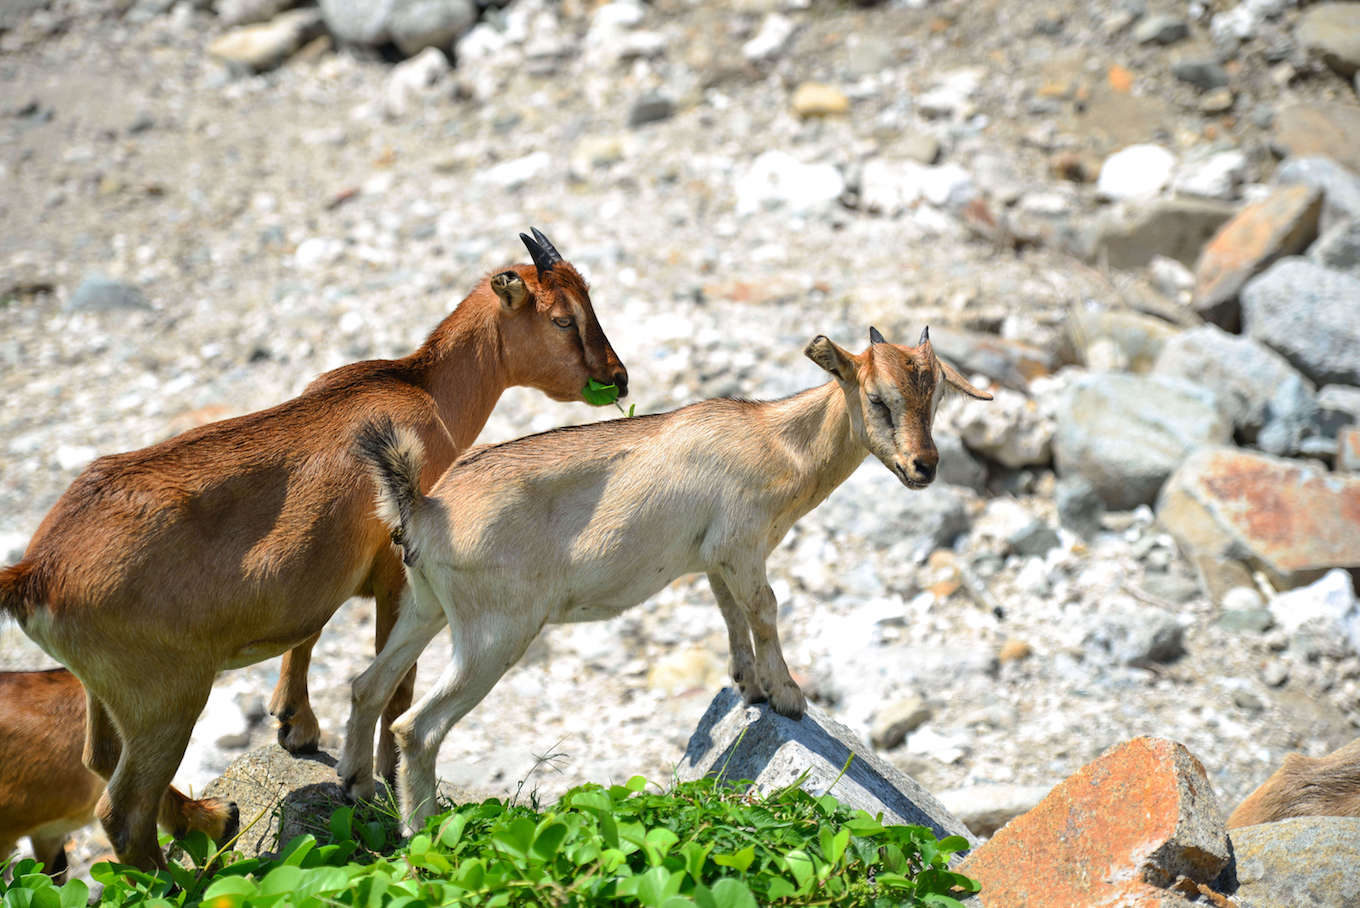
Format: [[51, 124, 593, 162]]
[[0, 669, 236, 881], [0, 242, 626, 870], [1228, 737, 1360, 828]]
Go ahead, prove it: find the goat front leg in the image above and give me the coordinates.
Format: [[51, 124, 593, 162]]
[[715, 563, 805, 719], [707, 571, 765, 705], [269, 634, 322, 754]]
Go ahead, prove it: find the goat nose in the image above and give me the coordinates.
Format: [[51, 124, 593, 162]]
[[613, 370, 629, 398], [913, 458, 936, 481]]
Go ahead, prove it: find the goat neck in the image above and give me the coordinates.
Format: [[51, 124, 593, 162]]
[[406, 294, 508, 451], [764, 381, 867, 522]]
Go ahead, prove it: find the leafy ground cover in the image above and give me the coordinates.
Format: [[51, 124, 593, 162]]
[[2, 775, 977, 908]]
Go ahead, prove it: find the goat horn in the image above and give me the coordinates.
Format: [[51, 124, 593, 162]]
[[530, 227, 564, 268], [918, 325, 930, 346], [869, 326, 886, 345], [519, 232, 558, 278]]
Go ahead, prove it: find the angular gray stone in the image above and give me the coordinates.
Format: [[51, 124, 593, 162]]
[[936, 431, 988, 492], [1227, 817, 1360, 908], [388, 0, 475, 56], [678, 688, 976, 856], [1242, 258, 1360, 386], [65, 275, 151, 312], [202, 745, 350, 859], [1275, 156, 1360, 231], [1296, 3, 1360, 77], [1309, 218, 1360, 276], [1055, 474, 1104, 538], [1134, 14, 1188, 44], [1084, 604, 1186, 668], [1084, 197, 1236, 269], [821, 461, 970, 557], [1154, 325, 1318, 456], [628, 92, 675, 127], [1171, 58, 1230, 91], [869, 695, 933, 750], [1009, 520, 1060, 558], [1053, 374, 1232, 510]]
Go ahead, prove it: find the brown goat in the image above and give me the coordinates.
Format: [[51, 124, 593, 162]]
[[0, 230, 627, 870], [1228, 737, 1360, 828], [0, 669, 236, 881]]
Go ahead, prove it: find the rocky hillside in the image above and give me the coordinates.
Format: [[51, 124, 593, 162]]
[[2, 0, 1359, 867]]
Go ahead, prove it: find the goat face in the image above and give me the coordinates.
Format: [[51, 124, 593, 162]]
[[806, 326, 992, 489], [492, 229, 629, 404]]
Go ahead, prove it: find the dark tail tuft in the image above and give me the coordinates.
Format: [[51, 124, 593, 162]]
[[0, 561, 37, 626], [355, 417, 427, 565]]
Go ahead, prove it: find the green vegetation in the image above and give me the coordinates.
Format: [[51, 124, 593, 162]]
[[1, 776, 977, 908], [581, 379, 635, 417]]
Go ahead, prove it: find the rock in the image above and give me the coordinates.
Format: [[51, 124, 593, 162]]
[[1134, 14, 1189, 44], [1276, 156, 1360, 231], [791, 82, 849, 118], [1296, 3, 1360, 77], [383, 45, 451, 119], [208, 8, 324, 71], [318, 0, 392, 45], [1009, 519, 1060, 558], [294, 236, 344, 270], [937, 783, 1052, 838], [1171, 58, 1230, 91], [1192, 184, 1323, 331], [947, 388, 1053, 469], [65, 275, 151, 312], [1241, 257, 1360, 386], [1341, 426, 1360, 473], [1198, 87, 1235, 114], [1313, 385, 1360, 444], [202, 746, 348, 858], [628, 92, 675, 127], [217, 0, 297, 27], [1055, 474, 1105, 538], [899, 131, 941, 165], [1154, 325, 1317, 456], [997, 639, 1032, 663], [929, 328, 1056, 391], [916, 68, 983, 120], [1070, 308, 1178, 374], [1053, 373, 1231, 510], [1267, 569, 1360, 657], [388, 0, 475, 56], [1228, 817, 1360, 908], [1273, 104, 1360, 173], [1097, 144, 1177, 201], [1309, 219, 1360, 275], [821, 462, 970, 557], [857, 160, 974, 214], [960, 738, 1230, 906], [677, 688, 976, 853], [1217, 605, 1275, 634], [741, 13, 795, 63], [1085, 197, 1236, 269], [869, 695, 933, 749], [1149, 255, 1194, 299], [1085, 604, 1186, 667], [1157, 447, 1360, 592], [482, 151, 551, 190], [1172, 150, 1247, 201], [735, 150, 844, 216], [936, 431, 988, 492]]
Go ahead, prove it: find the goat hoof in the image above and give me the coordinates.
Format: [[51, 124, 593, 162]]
[[222, 802, 240, 843], [341, 773, 376, 803], [277, 721, 320, 755], [769, 684, 807, 720]]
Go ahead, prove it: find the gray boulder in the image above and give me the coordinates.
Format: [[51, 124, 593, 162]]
[[1309, 218, 1360, 276], [821, 461, 970, 558], [1295, 2, 1360, 78], [202, 745, 350, 859], [1275, 156, 1360, 231], [65, 275, 151, 312], [1242, 258, 1360, 386], [678, 687, 976, 857], [1053, 373, 1232, 510], [319, 0, 474, 53], [1154, 325, 1317, 456], [1226, 816, 1360, 908]]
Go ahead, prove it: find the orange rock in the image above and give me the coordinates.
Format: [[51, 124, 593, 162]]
[[960, 737, 1230, 908], [1108, 63, 1135, 93], [1192, 184, 1322, 330], [997, 639, 1032, 663]]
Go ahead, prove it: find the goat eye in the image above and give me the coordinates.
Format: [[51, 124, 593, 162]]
[[552, 316, 574, 328]]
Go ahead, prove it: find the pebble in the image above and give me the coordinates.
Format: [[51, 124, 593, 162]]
[[791, 82, 849, 118], [1134, 14, 1189, 44], [1171, 59, 1230, 91], [65, 275, 150, 312], [628, 92, 676, 127], [735, 150, 844, 215], [742, 13, 795, 62], [870, 696, 934, 749], [1096, 144, 1176, 201]]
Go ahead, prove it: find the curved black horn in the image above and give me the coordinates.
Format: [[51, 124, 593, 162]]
[[530, 227, 563, 264], [519, 232, 559, 278], [918, 325, 930, 346], [869, 326, 886, 345]]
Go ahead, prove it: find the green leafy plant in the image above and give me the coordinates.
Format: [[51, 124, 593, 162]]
[[582, 378, 636, 417], [0, 775, 977, 907]]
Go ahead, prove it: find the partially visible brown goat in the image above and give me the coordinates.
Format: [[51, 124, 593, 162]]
[[1228, 737, 1360, 828], [0, 669, 236, 881], [0, 229, 627, 870]]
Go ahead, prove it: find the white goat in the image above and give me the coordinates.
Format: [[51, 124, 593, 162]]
[[338, 327, 992, 830]]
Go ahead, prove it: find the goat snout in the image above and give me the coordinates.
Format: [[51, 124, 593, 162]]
[[911, 456, 936, 483], [611, 369, 629, 398]]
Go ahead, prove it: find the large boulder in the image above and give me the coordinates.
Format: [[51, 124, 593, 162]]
[[1241, 258, 1360, 387], [1227, 817, 1360, 908], [1296, 3, 1360, 78], [1154, 325, 1317, 456], [1083, 197, 1235, 270], [1053, 373, 1231, 510], [960, 737, 1230, 907], [203, 746, 349, 859], [1276, 156, 1360, 230], [1157, 447, 1360, 595], [318, 0, 475, 54], [677, 687, 976, 856]]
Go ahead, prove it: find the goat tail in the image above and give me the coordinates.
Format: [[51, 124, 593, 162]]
[[0, 560, 38, 626], [355, 417, 427, 564]]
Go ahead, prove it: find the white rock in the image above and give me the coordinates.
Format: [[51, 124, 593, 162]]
[[454, 22, 504, 64], [55, 444, 96, 471], [1222, 586, 1266, 612], [947, 388, 1054, 468], [734, 150, 844, 215], [742, 13, 795, 62], [482, 151, 552, 189], [294, 236, 345, 270], [1172, 150, 1248, 200], [1268, 569, 1360, 655], [591, 0, 645, 31], [1149, 255, 1194, 298], [384, 45, 452, 119], [206, 8, 322, 71], [1097, 144, 1177, 200], [904, 727, 968, 764], [916, 68, 983, 119], [1210, 4, 1257, 42]]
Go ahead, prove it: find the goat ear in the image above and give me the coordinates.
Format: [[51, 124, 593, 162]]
[[805, 335, 856, 382], [490, 270, 530, 311], [940, 358, 993, 400]]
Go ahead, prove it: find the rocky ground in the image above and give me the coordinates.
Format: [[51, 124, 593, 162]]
[[3, 0, 1360, 869]]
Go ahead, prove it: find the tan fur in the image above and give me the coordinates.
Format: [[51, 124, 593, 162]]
[[0, 669, 236, 881], [0, 235, 626, 870], [1228, 737, 1360, 828], [340, 328, 991, 831]]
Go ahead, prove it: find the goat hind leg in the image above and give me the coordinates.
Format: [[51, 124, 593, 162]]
[[708, 572, 765, 705], [373, 559, 415, 787], [269, 635, 322, 754], [27, 833, 69, 883]]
